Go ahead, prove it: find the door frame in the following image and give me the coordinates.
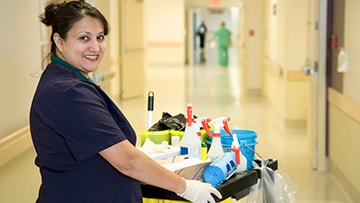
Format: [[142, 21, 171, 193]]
[[311, 0, 329, 171]]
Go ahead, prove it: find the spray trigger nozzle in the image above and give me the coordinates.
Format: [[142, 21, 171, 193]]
[[194, 117, 211, 137], [186, 104, 194, 126], [232, 133, 241, 164]]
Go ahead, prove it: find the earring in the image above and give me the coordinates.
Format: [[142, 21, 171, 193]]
[[59, 48, 63, 53]]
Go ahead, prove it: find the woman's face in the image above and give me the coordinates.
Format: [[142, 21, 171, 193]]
[[54, 16, 107, 76]]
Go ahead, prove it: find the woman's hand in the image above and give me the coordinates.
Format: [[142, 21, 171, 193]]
[[177, 179, 222, 203]]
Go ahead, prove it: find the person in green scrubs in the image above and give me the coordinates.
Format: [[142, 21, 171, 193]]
[[214, 21, 232, 67]]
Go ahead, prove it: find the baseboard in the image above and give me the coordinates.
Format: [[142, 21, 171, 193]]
[[247, 88, 262, 96]]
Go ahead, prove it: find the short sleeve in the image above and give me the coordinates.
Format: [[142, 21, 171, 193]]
[[47, 81, 126, 161]]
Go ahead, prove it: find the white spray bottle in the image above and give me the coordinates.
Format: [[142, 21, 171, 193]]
[[232, 133, 247, 172], [180, 104, 201, 159], [207, 117, 232, 161], [194, 117, 211, 161]]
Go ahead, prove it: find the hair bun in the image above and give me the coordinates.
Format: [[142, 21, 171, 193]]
[[39, 2, 66, 26]]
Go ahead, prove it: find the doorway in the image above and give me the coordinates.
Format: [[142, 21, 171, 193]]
[[187, 7, 241, 67]]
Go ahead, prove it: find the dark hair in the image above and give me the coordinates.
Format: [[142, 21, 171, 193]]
[[39, 1, 110, 55]]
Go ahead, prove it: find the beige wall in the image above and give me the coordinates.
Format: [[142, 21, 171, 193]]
[[0, 1, 43, 201], [328, 89, 360, 202], [0, 1, 42, 139], [262, 0, 308, 121], [108, 0, 121, 97], [328, 1, 360, 201], [145, 0, 185, 64], [243, 0, 264, 91], [343, 1, 360, 103]]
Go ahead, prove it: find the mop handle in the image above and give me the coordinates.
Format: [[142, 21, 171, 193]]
[[147, 91, 154, 128]]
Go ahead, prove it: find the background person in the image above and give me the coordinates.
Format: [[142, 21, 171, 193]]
[[197, 21, 207, 63], [213, 21, 232, 67], [30, 1, 221, 202]]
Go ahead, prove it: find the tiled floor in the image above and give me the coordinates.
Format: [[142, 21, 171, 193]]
[[115, 47, 353, 203]]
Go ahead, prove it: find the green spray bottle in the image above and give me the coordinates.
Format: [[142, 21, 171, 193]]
[[194, 117, 211, 161]]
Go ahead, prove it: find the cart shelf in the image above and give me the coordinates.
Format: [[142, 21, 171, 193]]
[[141, 159, 278, 202]]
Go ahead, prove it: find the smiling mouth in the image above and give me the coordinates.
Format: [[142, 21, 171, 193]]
[[84, 55, 98, 60]]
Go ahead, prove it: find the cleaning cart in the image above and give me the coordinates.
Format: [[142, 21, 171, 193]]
[[140, 95, 280, 202]]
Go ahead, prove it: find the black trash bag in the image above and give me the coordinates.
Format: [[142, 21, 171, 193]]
[[163, 113, 187, 131], [149, 112, 187, 131], [148, 112, 172, 131]]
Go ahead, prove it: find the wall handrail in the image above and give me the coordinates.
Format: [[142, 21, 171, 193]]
[[0, 126, 32, 167], [263, 57, 283, 77], [328, 88, 360, 123]]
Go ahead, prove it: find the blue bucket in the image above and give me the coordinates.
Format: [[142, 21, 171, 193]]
[[207, 129, 258, 169]]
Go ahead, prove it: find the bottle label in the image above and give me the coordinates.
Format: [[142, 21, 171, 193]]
[[180, 146, 188, 155], [180, 146, 201, 158], [188, 146, 201, 158]]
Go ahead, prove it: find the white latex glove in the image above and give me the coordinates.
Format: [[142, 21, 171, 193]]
[[176, 179, 222, 203]]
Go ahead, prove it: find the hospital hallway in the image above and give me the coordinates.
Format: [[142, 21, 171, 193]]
[[114, 46, 353, 203]]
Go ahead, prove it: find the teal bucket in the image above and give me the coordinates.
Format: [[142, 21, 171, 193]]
[[207, 129, 258, 169]]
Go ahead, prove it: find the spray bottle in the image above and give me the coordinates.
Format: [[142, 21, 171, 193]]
[[180, 104, 201, 159], [232, 133, 247, 172], [206, 117, 232, 161], [194, 117, 211, 161]]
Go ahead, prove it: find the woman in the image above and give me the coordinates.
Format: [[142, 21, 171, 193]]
[[30, 1, 221, 202]]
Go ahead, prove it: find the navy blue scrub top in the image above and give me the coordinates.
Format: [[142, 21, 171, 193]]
[[30, 55, 142, 203]]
